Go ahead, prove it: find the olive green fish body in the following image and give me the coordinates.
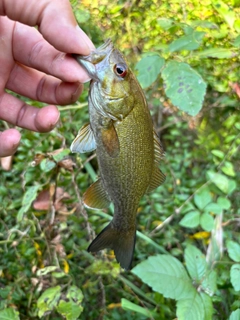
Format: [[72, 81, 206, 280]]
[[71, 40, 165, 269]]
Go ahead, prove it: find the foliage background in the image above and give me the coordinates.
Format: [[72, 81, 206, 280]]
[[0, 0, 239, 319]]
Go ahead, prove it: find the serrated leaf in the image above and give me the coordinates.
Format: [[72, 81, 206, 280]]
[[17, 185, 40, 221], [207, 171, 230, 194], [229, 309, 240, 320], [201, 270, 217, 296], [196, 48, 236, 59], [176, 292, 204, 320], [200, 292, 213, 319], [227, 241, 240, 262], [121, 298, 155, 318], [204, 203, 222, 215], [212, 0, 235, 29], [0, 308, 20, 320], [132, 255, 195, 300], [168, 31, 205, 52], [136, 55, 165, 88], [194, 188, 212, 210], [37, 286, 61, 318], [230, 264, 240, 291], [161, 61, 206, 116], [217, 197, 231, 210], [200, 212, 215, 232], [184, 245, 207, 282], [180, 211, 200, 228]]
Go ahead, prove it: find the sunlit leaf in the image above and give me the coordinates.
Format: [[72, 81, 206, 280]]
[[37, 286, 61, 318], [176, 292, 204, 320], [161, 61, 207, 116], [136, 54, 165, 88], [212, 0, 235, 29], [196, 48, 236, 59], [0, 308, 20, 320], [132, 255, 195, 300]]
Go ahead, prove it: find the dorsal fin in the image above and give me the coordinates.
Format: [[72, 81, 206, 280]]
[[70, 123, 96, 154], [154, 129, 165, 164], [83, 179, 111, 209]]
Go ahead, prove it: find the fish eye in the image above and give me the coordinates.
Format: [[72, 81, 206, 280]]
[[114, 63, 127, 78]]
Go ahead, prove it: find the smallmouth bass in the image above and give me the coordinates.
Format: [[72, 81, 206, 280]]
[[71, 39, 165, 270]]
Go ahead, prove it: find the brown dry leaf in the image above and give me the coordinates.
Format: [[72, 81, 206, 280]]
[[230, 83, 240, 98], [33, 187, 71, 211], [0, 155, 13, 171], [58, 158, 76, 172]]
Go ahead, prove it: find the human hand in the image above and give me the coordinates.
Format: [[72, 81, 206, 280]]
[[0, 0, 94, 157]]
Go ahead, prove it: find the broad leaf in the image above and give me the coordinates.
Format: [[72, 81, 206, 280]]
[[227, 241, 240, 262], [200, 212, 215, 232], [132, 255, 195, 300], [204, 203, 222, 215], [229, 309, 240, 320], [136, 54, 165, 88], [0, 308, 20, 320], [230, 264, 240, 291], [176, 292, 204, 320], [168, 31, 205, 52], [184, 245, 207, 282], [161, 61, 207, 116], [17, 185, 40, 221], [37, 286, 61, 318], [212, 0, 235, 29], [207, 171, 230, 194], [217, 197, 231, 210], [179, 211, 200, 228], [200, 292, 213, 320], [194, 188, 212, 210], [196, 48, 236, 59]]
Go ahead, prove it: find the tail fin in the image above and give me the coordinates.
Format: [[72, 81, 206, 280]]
[[88, 222, 136, 270]]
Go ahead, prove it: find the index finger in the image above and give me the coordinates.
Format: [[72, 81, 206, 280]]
[[0, 0, 95, 54]]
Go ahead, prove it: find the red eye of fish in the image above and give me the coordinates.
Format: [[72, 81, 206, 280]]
[[114, 64, 127, 78]]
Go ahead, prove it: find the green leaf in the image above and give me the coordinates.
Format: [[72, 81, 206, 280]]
[[36, 266, 58, 276], [211, 149, 225, 158], [37, 286, 61, 318], [17, 185, 40, 222], [217, 197, 231, 210], [184, 245, 207, 282], [136, 54, 165, 88], [121, 298, 156, 318], [168, 31, 205, 52], [221, 161, 236, 177], [200, 212, 215, 231], [40, 158, 56, 172], [176, 292, 204, 320], [229, 309, 240, 320], [230, 264, 240, 291], [132, 255, 195, 300], [233, 35, 240, 47], [212, 0, 235, 29], [227, 241, 240, 262], [200, 292, 214, 320], [194, 188, 212, 210], [179, 211, 200, 228], [157, 18, 175, 30], [201, 270, 217, 295], [0, 308, 20, 320], [56, 286, 83, 320], [207, 171, 230, 194], [204, 203, 222, 215], [52, 149, 70, 162], [161, 61, 207, 116], [196, 48, 236, 59]]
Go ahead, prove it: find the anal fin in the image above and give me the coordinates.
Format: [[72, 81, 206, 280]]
[[83, 179, 111, 209]]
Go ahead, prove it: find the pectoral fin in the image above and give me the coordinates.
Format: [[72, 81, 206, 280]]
[[147, 166, 166, 193], [83, 179, 111, 209], [70, 123, 96, 154], [100, 120, 120, 158]]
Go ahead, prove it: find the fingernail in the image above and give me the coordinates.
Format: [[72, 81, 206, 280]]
[[75, 25, 95, 52]]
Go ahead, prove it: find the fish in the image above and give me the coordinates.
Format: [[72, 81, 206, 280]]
[[70, 39, 165, 270]]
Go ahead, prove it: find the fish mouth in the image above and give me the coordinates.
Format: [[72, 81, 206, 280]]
[[72, 39, 114, 81]]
